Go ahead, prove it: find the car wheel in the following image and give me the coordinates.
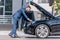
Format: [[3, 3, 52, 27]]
[[35, 24, 50, 38]]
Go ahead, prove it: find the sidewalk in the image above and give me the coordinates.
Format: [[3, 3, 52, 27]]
[[0, 24, 60, 40], [1, 31, 60, 40], [0, 31, 24, 35], [0, 31, 35, 40], [0, 31, 22, 40], [1, 33, 60, 40], [0, 24, 35, 40]]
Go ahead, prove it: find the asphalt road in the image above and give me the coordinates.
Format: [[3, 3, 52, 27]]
[[0, 35, 60, 40], [0, 24, 60, 40]]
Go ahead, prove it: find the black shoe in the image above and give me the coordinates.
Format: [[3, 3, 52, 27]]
[[10, 34, 19, 38], [8, 34, 12, 36]]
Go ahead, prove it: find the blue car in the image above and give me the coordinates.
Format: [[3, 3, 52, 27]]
[[24, 1, 60, 38]]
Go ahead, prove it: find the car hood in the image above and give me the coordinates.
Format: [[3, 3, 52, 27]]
[[30, 1, 56, 19]]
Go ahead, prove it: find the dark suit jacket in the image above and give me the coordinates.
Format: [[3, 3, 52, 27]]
[[21, 11, 35, 29], [12, 8, 29, 21]]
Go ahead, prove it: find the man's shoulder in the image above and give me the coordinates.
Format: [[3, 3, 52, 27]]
[[20, 8, 26, 12], [21, 8, 25, 10]]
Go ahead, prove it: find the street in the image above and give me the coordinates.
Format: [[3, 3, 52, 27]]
[[0, 31, 60, 40], [1, 35, 60, 40], [0, 24, 60, 40]]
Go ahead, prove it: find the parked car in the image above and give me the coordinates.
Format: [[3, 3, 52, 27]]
[[23, 1, 60, 38]]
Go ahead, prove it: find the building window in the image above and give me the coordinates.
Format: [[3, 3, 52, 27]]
[[5, 11, 12, 15], [0, 0, 12, 24], [38, 0, 49, 3], [26, 0, 33, 2], [5, 0, 12, 15], [0, 0, 4, 6], [0, 7, 3, 15]]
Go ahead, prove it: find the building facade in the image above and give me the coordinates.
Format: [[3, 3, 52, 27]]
[[0, 0, 12, 24], [0, 0, 22, 24], [0, 0, 52, 24]]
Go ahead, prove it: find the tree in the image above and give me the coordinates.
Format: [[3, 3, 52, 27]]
[[50, 0, 60, 15]]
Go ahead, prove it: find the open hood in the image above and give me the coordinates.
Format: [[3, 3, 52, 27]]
[[30, 1, 56, 19]]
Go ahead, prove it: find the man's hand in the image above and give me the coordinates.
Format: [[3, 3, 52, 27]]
[[29, 20, 32, 22], [28, 18, 32, 22]]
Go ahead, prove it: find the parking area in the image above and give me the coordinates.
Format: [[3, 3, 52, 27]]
[[0, 31, 60, 40], [1, 35, 60, 40], [0, 24, 60, 40]]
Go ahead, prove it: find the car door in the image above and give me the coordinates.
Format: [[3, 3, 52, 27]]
[[54, 19, 60, 32], [50, 19, 60, 32], [48, 19, 60, 32]]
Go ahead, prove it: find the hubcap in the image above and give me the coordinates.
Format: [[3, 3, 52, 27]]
[[36, 25, 49, 38]]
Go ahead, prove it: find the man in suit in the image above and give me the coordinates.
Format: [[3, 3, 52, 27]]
[[9, 5, 32, 38], [21, 9, 35, 30]]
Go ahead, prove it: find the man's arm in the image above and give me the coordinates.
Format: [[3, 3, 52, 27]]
[[30, 11, 35, 21], [21, 9, 32, 22]]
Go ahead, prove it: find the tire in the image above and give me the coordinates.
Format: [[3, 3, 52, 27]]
[[35, 24, 50, 38]]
